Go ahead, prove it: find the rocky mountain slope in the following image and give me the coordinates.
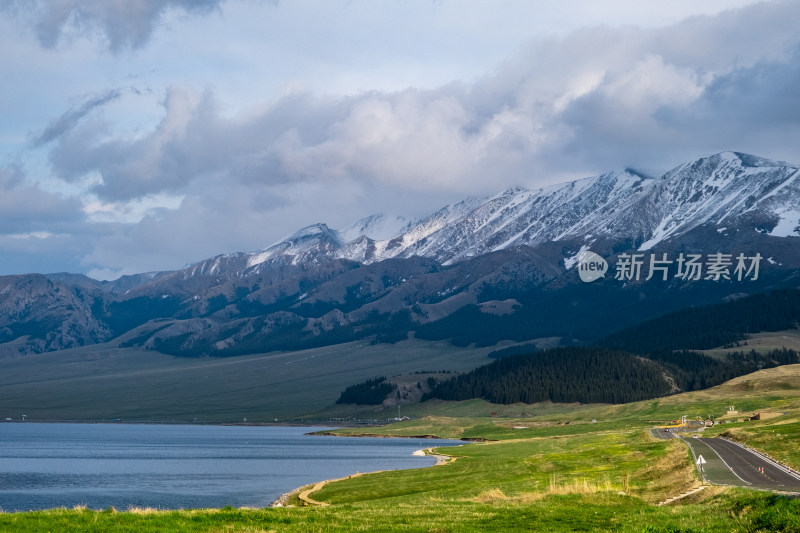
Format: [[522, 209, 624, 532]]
[[1, 151, 798, 356]]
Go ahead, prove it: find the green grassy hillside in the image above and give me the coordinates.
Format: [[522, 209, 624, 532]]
[[0, 339, 493, 422]]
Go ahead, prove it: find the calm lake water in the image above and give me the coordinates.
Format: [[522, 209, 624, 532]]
[[0, 423, 460, 512]]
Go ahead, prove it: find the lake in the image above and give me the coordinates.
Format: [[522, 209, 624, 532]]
[[0, 423, 460, 512]]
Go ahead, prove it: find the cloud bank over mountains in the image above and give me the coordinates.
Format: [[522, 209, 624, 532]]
[[1, 0, 799, 278]]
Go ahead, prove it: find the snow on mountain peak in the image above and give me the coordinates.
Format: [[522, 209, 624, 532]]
[[242, 223, 343, 269], [184, 152, 799, 278], [725, 151, 785, 168], [281, 223, 339, 244], [338, 214, 413, 242], [638, 152, 800, 250]]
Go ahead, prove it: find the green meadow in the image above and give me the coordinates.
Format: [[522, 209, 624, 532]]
[[0, 339, 493, 422], [2, 364, 800, 532]]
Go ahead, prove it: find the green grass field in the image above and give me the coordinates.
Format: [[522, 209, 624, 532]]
[[0, 339, 493, 422], [0, 491, 796, 533], [3, 364, 800, 531], [3, 491, 798, 532]]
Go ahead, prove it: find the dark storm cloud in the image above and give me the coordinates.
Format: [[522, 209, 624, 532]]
[[9, 0, 225, 52]]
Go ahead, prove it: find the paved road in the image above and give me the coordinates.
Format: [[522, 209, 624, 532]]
[[683, 437, 800, 491], [650, 428, 676, 440]]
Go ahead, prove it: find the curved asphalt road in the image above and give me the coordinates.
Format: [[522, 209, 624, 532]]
[[650, 428, 675, 440], [681, 436, 800, 491]]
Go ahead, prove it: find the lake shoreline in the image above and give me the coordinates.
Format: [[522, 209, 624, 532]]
[[269, 446, 457, 508], [0, 423, 461, 513], [0, 419, 334, 427]]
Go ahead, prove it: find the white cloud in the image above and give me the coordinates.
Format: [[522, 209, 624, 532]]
[[2, 0, 800, 277], [45, 1, 800, 200]]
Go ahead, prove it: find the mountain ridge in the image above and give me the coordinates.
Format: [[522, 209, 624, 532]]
[[161, 150, 799, 279], [54, 150, 798, 294], [2, 150, 797, 356]]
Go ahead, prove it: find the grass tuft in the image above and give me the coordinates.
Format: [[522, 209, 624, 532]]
[[126, 507, 162, 515], [547, 474, 615, 495], [471, 488, 510, 504]]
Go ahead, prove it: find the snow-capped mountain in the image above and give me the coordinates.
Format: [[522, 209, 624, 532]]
[[369, 168, 655, 264], [31, 152, 790, 305], [636, 152, 800, 249], [369, 152, 798, 261], [2, 151, 799, 357], [96, 151, 800, 296], [217, 151, 798, 274]]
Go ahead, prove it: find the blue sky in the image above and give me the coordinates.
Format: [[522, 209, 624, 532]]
[[1, 0, 799, 279]]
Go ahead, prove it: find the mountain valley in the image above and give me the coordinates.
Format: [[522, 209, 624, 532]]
[[1, 151, 799, 420]]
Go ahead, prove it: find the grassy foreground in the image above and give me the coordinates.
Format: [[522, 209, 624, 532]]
[[1, 492, 798, 532], [2, 365, 800, 532]]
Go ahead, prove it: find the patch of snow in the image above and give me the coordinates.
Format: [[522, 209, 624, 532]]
[[209, 258, 221, 275], [639, 220, 671, 251], [756, 168, 800, 204], [246, 250, 274, 269], [770, 209, 800, 237], [338, 214, 412, 242], [563, 245, 590, 270], [283, 223, 331, 242]]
